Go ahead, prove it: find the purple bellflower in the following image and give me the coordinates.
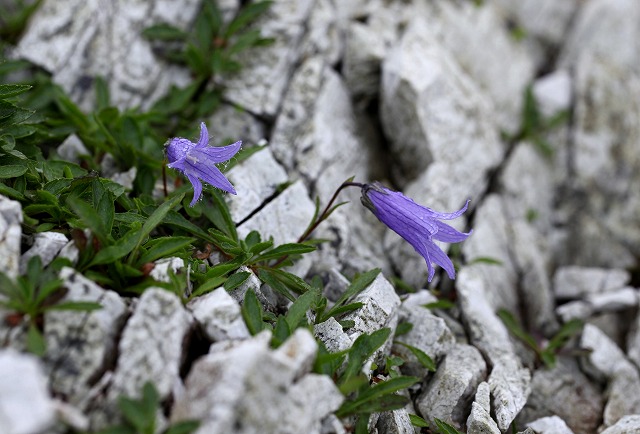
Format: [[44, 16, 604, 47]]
[[361, 182, 472, 282], [166, 122, 241, 206]]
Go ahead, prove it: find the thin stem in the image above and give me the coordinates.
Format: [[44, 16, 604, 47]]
[[270, 180, 363, 268], [296, 181, 363, 243], [162, 162, 168, 198]]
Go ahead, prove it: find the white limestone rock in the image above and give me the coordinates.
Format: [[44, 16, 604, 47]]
[[45, 267, 127, 407], [172, 330, 343, 434], [467, 382, 500, 434], [149, 256, 184, 283], [237, 180, 314, 247], [225, 147, 289, 224], [14, 0, 198, 111], [376, 409, 414, 434], [187, 287, 249, 342], [532, 70, 573, 119], [0, 195, 22, 280], [416, 344, 487, 429], [461, 195, 519, 315], [517, 358, 603, 434], [90, 288, 192, 430], [527, 416, 575, 434], [0, 349, 56, 434], [206, 104, 266, 148], [341, 273, 400, 341], [628, 308, 640, 370], [556, 45, 640, 267], [456, 266, 531, 431], [380, 17, 503, 187], [301, 0, 342, 66], [580, 324, 640, 428], [57, 133, 90, 164], [553, 267, 630, 299], [314, 317, 352, 354], [222, 0, 315, 117], [342, 21, 386, 102], [601, 415, 640, 434], [417, 1, 535, 131], [392, 303, 455, 377], [19, 231, 68, 274]]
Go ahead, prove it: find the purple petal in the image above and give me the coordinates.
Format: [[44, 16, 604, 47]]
[[432, 222, 472, 243], [425, 242, 456, 280], [191, 140, 242, 164], [198, 122, 209, 147], [166, 138, 194, 164], [186, 173, 203, 207], [424, 200, 471, 220], [185, 161, 236, 195]]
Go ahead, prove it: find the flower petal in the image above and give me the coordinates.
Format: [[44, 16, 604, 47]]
[[432, 222, 472, 243], [186, 173, 203, 207], [166, 138, 194, 164], [185, 160, 236, 195], [198, 122, 209, 147], [191, 140, 242, 164], [425, 242, 456, 280]]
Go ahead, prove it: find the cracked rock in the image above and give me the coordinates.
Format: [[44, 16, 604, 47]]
[[416, 344, 486, 429], [601, 415, 640, 434], [187, 287, 249, 342], [171, 329, 343, 434], [376, 409, 414, 434], [20, 231, 68, 274], [45, 267, 128, 407], [553, 266, 631, 299], [467, 382, 500, 434], [527, 416, 575, 434]]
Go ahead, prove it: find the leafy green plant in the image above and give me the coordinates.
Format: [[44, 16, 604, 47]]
[[498, 309, 583, 368], [143, 1, 273, 131], [98, 382, 199, 434], [0, 256, 101, 355], [508, 85, 570, 158]]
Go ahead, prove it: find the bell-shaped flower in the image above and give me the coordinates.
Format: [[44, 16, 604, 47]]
[[361, 182, 472, 282], [166, 122, 241, 206]]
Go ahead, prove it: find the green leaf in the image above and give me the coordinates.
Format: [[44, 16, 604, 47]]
[[46, 301, 103, 311], [336, 376, 418, 417], [27, 323, 46, 356], [0, 164, 28, 178], [142, 23, 188, 41], [93, 178, 115, 236], [469, 256, 503, 266], [128, 193, 185, 263], [89, 224, 142, 266], [394, 342, 436, 371], [497, 309, 540, 354], [223, 271, 251, 291], [67, 195, 110, 246], [252, 243, 316, 263], [408, 414, 429, 428], [0, 84, 32, 99], [256, 269, 294, 301], [546, 319, 583, 354], [423, 300, 456, 310], [394, 322, 413, 337], [137, 236, 195, 265], [341, 328, 391, 384], [0, 182, 25, 200], [241, 288, 264, 335], [202, 190, 237, 240], [164, 420, 200, 434], [320, 269, 380, 322], [285, 288, 317, 330], [225, 1, 272, 36], [434, 418, 464, 434], [190, 276, 227, 298]]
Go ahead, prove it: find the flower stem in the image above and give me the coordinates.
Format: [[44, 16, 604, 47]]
[[271, 180, 362, 268]]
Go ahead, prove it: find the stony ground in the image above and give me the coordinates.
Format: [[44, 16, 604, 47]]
[[2, 0, 640, 433]]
